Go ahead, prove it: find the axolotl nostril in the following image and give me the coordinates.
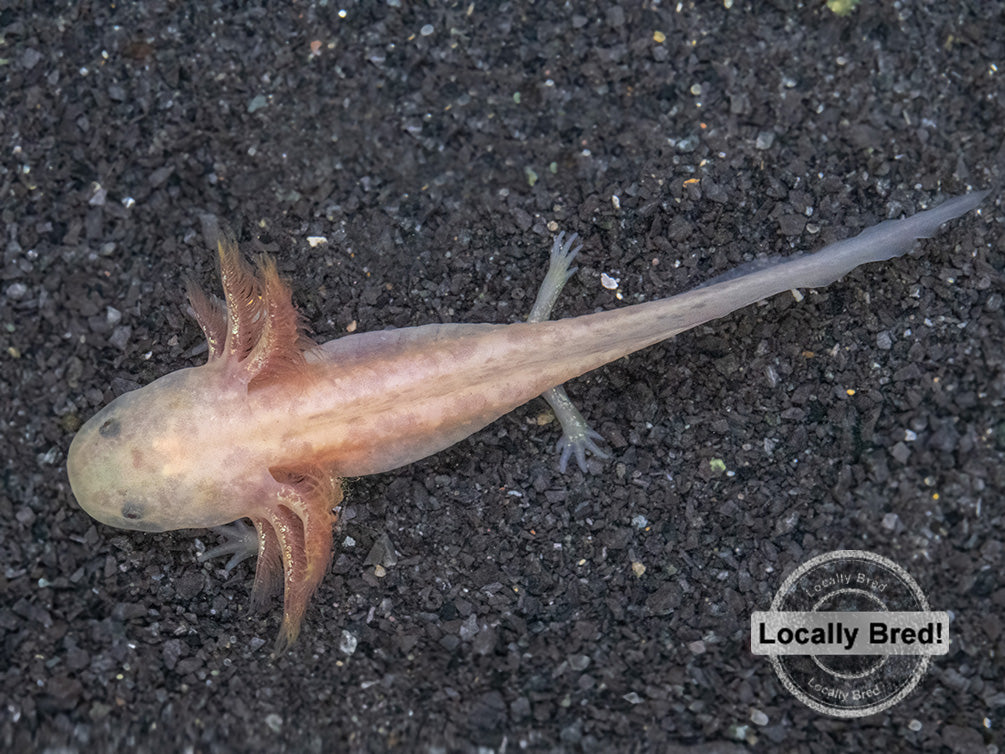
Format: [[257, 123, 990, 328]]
[[67, 190, 989, 650]]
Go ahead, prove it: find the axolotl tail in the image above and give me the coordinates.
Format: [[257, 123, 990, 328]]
[[540, 191, 989, 375]]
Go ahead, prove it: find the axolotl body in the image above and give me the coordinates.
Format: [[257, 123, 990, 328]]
[[67, 191, 987, 649]]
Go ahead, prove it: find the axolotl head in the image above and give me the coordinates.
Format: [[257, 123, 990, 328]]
[[67, 366, 248, 533]]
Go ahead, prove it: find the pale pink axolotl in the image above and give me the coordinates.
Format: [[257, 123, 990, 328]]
[[67, 190, 988, 650]]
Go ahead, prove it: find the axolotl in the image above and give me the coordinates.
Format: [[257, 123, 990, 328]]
[[67, 191, 987, 650]]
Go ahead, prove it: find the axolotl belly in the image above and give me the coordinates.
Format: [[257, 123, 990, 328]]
[[67, 191, 988, 650]]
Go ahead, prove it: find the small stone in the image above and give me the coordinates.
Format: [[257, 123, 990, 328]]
[[645, 583, 680, 614], [109, 325, 132, 350], [4, 282, 28, 300], [676, 134, 699, 152], [365, 533, 398, 568], [891, 442, 910, 463], [472, 625, 496, 655], [339, 630, 358, 656], [458, 614, 478, 641], [778, 214, 806, 236], [510, 697, 531, 720], [560, 719, 583, 744], [247, 94, 268, 113], [21, 48, 43, 69], [89, 185, 107, 206], [264, 713, 282, 733], [728, 724, 750, 741]]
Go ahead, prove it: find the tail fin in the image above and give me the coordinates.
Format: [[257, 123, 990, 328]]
[[540, 190, 990, 373]]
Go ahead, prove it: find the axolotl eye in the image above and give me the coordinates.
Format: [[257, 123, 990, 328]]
[[98, 418, 121, 438], [121, 501, 146, 521]]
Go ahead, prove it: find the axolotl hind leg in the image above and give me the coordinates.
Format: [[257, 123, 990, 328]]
[[527, 233, 610, 472]]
